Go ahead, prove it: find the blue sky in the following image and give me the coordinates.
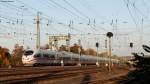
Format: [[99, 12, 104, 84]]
[[0, 0, 150, 56]]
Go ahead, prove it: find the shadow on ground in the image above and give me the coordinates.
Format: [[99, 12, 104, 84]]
[[80, 74, 92, 84]]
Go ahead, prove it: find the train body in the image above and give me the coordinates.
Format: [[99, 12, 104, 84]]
[[22, 49, 119, 66]]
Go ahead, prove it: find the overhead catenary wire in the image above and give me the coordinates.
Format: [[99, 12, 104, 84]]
[[16, 0, 85, 34], [48, 0, 87, 21], [38, 0, 84, 33], [131, 2, 150, 21], [15, 0, 65, 35], [123, 0, 138, 28], [63, 0, 89, 19], [0, 5, 36, 42], [62, 0, 100, 32], [16, 0, 102, 34]]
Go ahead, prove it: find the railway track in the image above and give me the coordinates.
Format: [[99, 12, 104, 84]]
[[0, 66, 88, 75], [0, 66, 104, 84], [80, 73, 127, 84], [0, 65, 130, 84]]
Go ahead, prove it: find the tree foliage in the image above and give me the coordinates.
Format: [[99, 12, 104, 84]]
[[70, 44, 85, 54], [84, 48, 97, 56], [11, 44, 24, 66], [59, 44, 110, 57], [0, 46, 11, 67], [98, 52, 108, 57], [59, 45, 68, 51], [132, 53, 150, 71], [126, 45, 150, 84]]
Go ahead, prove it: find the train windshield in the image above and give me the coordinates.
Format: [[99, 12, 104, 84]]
[[24, 50, 34, 55]]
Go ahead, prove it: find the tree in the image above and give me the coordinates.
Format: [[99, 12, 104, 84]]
[[124, 45, 150, 84], [12, 44, 24, 66], [98, 52, 108, 57], [132, 53, 150, 70], [59, 45, 67, 51], [70, 44, 85, 54], [44, 44, 50, 49], [0, 47, 11, 67], [84, 48, 97, 56]]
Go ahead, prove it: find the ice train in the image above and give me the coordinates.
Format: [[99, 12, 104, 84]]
[[22, 49, 119, 66]]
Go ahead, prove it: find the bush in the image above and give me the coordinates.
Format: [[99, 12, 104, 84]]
[[128, 70, 145, 77], [0, 57, 2, 67], [128, 53, 150, 78]]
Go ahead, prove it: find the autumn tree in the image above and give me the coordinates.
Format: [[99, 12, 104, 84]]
[[44, 44, 50, 49], [40, 44, 50, 50], [11, 44, 24, 66], [70, 44, 85, 54], [59, 45, 67, 51], [0, 46, 11, 67], [98, 52, 108, 57], [84, 48, 97, 56]]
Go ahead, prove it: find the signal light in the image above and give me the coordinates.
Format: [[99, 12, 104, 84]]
[[96, 42, 99, 48], [130, 42, 133, 48]]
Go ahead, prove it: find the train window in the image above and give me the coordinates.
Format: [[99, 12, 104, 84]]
[[63, 57, 70, 60], [24, 50, 34, 55], [49, 54, 55, 58], [73, 58, 78, 61], [43, 54, 49, 58], [34, 54, 41, 58]]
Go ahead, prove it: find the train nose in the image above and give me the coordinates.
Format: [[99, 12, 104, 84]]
[[22, 55, 35, 66], [22, 55, 34, 62], [22, 55, 30, 60]]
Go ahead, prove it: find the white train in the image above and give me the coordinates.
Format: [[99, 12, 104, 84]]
[[22, 49, 119, 66]]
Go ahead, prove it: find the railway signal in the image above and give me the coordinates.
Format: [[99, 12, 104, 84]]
[[130, 42, 133, 48], [129, 42, 133, 54], [129, 42, 133, 59], [54, 39, 58, 50], [96, 42, 99, 67], [96, 42, 99, 48], [106, 32, 113, 72]]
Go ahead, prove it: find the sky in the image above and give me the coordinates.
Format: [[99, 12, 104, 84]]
[[0, 0, 150, 56]]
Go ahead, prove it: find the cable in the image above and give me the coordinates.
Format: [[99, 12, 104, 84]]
[[63, 0, 89, 19], [16, 0, 81, 33], [48, 0, 86, 21], [38, 0, 82, 33], [15, 0, 61, 33], [123, 0, 138, 28], [77, 0, 109, 32], [132, 2, 150, 21], [47, 0, 99, 33]]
